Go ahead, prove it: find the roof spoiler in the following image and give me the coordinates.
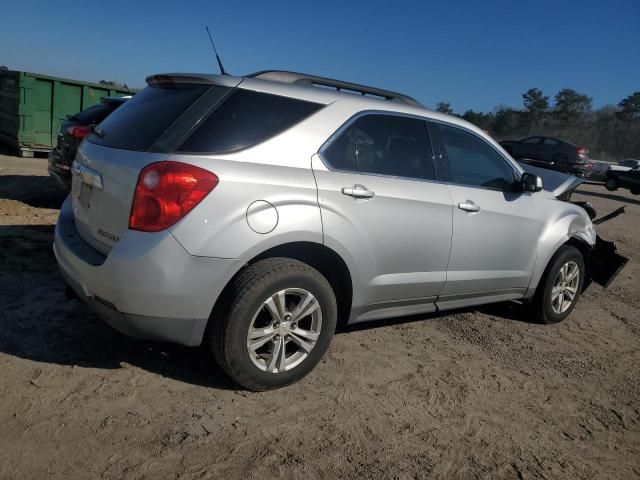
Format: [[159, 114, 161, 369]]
[[249, 70, 423, 107], [145, 74, 242, 89], [145, 74, 219, 86]]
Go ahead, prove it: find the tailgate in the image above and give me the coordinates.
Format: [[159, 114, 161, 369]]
[[72, 141, 166, 254], [69, 76, 241, 255]]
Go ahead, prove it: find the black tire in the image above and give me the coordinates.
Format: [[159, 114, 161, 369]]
[[209, 258, 337, 391], [530, 245, 585, 324], [605, 178, 618, 191]]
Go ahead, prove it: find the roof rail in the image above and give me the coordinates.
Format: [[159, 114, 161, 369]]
[[249, 70, 423, 107]]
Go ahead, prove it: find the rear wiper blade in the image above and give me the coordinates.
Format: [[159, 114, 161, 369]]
[[92, 125, 105, 138]]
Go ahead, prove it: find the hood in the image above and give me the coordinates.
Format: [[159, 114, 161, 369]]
[[519, 164, 584, 198]]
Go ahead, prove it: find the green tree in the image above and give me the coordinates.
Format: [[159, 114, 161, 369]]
[[522, 88, 549, 132], [493, 107, 521, 136], [461, 110, 494, 131], [553, 89, 592, 125], [617, 91, 640, 120], [435, 102, 454, 115]]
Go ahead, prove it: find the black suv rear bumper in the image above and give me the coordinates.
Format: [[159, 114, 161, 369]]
[[48, 149, 71, 189]]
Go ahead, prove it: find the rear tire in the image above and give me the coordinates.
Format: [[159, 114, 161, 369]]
[[530, 246, 585, 324], [209, 258, 337, 391], [606, 178, 618, 191]]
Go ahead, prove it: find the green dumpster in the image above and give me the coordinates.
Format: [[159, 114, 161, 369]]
[[0, 70, 132, 157]]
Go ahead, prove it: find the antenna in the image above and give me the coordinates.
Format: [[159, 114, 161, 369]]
[[205, 26, 228, 75]]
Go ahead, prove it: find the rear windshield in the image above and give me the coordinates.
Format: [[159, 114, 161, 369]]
[[69, 103, 114, 124], [178, 89, 322, 154], [88, 83, 210, 151]]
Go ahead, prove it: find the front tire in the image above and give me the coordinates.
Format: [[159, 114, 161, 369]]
[[606, 178, 618, 191], [209, 258, 337, 391], [530, 246, 585, 324]]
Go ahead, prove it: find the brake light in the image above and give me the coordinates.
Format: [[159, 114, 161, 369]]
[[67, 125, 91, 139], [576, 147, 588, 155], [129, 161, 218, 232]]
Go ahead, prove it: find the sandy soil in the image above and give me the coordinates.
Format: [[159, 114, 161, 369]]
[[0, 152, 638, 479]]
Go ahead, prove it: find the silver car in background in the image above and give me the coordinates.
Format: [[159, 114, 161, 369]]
[[54, 70, 619, 390]]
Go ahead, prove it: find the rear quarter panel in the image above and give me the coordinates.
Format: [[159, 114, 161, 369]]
[[167, 155, 323, 259]]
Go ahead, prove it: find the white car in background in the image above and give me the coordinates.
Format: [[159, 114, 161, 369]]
[[609, 159, 640, 172]]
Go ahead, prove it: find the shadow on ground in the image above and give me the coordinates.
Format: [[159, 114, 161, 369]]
[[0, 175, 67, 209], [342, 300, 536, 334], [0, 222, 237, 391], [576, 188, 640, 206]]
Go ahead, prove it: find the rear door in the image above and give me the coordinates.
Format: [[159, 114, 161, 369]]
[[313, 113, 453, 313], [71, 79, 237, 254], [431, 122, 543, 306]]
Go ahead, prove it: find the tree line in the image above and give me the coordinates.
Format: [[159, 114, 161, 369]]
[[435, 89, 640, 162]]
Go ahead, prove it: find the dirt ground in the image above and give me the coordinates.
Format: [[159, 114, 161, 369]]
[[0, 151, 638, 480]]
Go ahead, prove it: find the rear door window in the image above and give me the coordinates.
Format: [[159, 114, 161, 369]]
[[88, 83, 212, 151], [321, 114, 436, 181], [178, 89, 322, 154]]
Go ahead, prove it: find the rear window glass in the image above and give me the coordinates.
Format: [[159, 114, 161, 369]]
[[88, 83, 210, 151], [69, 103, 114, 124], [178, 89, 322, 154]]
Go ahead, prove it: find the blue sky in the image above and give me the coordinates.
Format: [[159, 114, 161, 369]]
[[1, 0, 638, 112]]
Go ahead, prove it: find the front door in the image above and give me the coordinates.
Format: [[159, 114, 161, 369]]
[[432, 122, 543, 306]]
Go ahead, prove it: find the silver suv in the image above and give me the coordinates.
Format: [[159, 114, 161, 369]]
[[54, 71, 614, 390]]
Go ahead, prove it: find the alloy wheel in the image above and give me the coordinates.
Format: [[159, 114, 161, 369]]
[[551, 261, 580, 314], [246, 288, 322, 373]]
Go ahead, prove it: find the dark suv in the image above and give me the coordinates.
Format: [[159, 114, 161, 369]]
[[48, 96, 130, 188], [500, 136, 592, 178]]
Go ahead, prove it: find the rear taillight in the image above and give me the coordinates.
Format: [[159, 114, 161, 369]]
[[67, 125, 91, 139], [576, 147, 588, 155], [129, 161, 218, 232]]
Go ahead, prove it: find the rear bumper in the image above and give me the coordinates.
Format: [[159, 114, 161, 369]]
[[53, 195, 245, 346]]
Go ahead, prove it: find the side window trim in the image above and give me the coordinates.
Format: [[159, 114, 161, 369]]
[[429, 119, 522, 191], [318, 110, 442, 182]]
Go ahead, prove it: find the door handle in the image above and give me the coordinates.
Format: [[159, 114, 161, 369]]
[[342, 185, 375, 199], [458, 200, 481, 212]]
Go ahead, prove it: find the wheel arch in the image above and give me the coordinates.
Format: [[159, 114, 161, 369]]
[[526, 231, 593, 299], [206, 241, 354, 342]]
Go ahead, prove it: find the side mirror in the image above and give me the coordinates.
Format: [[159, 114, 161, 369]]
[[521, 172, 543, 192]]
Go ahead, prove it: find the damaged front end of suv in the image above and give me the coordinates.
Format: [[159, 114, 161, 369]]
[[522, 164, 629, 289]]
